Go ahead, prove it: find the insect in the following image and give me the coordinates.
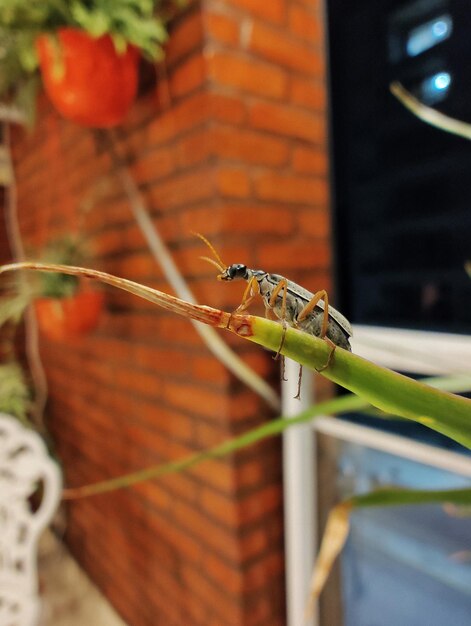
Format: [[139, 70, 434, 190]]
[[197, 234, 352, 396]]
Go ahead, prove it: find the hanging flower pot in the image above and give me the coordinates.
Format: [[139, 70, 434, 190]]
[[0, 2, 173, 126], [34, 290, 104, 341], [36, 28, 139, 128]]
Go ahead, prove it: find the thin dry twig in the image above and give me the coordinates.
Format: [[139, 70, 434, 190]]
[[390, 82, 471, 140]]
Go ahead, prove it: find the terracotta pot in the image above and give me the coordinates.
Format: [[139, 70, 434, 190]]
[[34, 290, 104, 341], [36, 28, 139, 127]]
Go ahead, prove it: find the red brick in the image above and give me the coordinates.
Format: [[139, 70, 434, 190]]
[[234, 458, 265, 490], [249, 100, 325, 143], [207, 50, 288, 99], [189, 459, 235, 493], [289, 75, 326, 110], [134, 481, 172, 512], [175, 126, 213, 169], [298, 207, 331, 238], [90, 226, 139, 257], [131, 343, 190, 375], [228, 390, 268, 421], [105, 251, 158, 280], [254, 171, 328, 205], [181, 564, 244, 625], [165, 9, 205, 65], [203, 553, 245, 595], [149, 405, 196, 442], [190, 354, 231, 385], [239, 484, 283, 525], [245, 551, 285, 591], [288, 4, 323, 42], [216, 166, 251, 198], [162, 380, 228, 419], [209, 92, 247, 124], [149, 166, 215, 210], [146, 315, 203, 348], [200, 486, 238, 526], [147, 92, 210, 146], [222, 0, 286, 25], [182, 203, 296, 237], [205, 10, 241, 45], [212, 124, 289, 166], [170, 53, 207, 99], [173, 498, 241, 557], [247, 20, 324, 76], [292, 145, 328, 175], [257, 239, 331, 271], [113, 367, 163, 399], [130, 146, 176, 185]]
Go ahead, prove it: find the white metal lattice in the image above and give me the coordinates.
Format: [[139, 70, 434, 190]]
[[0, 414, 61, 626]]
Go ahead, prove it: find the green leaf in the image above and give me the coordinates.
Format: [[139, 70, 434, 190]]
[[0, 362, 32, 424], [70, 4, 110, 38], [15, 34, 39, 72], [110, 33, 128, 55], [349, 487, 471, 508]]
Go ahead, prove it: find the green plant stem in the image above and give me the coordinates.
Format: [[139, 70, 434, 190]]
[[1, 262, 470, 449], [249, 317, 471, 447], [349, 487, 471, 508]]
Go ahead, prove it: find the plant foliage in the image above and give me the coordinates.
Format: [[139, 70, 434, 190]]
[[36, 235, 87, 298], [0, 236, 90, 328], [0, 0, 183, 113], [0, 361, 31, 424]]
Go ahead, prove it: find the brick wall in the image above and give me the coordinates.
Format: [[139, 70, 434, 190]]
[[9, 1, 330, 624]]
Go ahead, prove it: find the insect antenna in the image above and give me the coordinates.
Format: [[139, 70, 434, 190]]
[[199, 255, 225, 272], [193, 232, 227, 272]]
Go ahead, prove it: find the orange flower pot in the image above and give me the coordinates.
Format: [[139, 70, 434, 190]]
[[36, 28, 139, 127], [34, 290, 104, 341]]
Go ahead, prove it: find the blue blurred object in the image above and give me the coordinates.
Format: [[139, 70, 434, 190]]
[[338, 442, 471, 626], [406, 14, 452, 56]]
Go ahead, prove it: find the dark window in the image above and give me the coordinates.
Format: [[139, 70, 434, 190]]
[[327, 0, 471, 333]]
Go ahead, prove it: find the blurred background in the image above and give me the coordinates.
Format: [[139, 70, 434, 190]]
[[0, 1, 470, 625]]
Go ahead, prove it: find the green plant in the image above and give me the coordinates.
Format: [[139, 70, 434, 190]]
[[36, 235, 87, 297], [2, 261, 470, 446], [0, 361, 31, 424], [0, 235, 89, 327], [0, 0, 182, 115]]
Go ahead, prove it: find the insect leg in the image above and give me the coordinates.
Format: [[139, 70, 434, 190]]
[[235, 276, 259, 312], [298, 289, 335, 371], [316, 338, 336, 372], [295, 365, 303, 400], [297, 289, 329, 337], [267, 278, 289, 360], [264, 307, 287, 379]]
